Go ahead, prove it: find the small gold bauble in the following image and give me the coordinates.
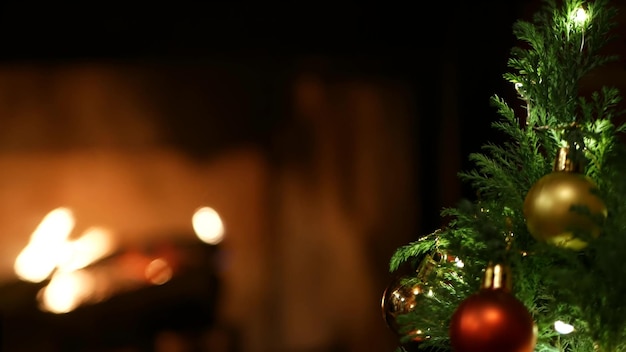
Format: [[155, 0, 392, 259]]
[[381, 275, 430, 342], [523, 171, 607, 250], [381, 250, 458, 343]]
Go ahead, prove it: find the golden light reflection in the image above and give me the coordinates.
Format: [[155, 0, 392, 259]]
[[483, 306, 502, 323], [493, 264, 502, 289], [192, 206, 224, 244], [40, 270, 95, 314], [14, 207, 75, 283]]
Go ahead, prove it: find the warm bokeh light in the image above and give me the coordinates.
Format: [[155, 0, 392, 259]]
[[192, 206, 225, 244], [14, 247, 58, 283], [57, 226, 115, 272], [145, 258, 173, 285], [40, 270, 95, 314], [14, 207, 75, 282], [29, 207, 75, 245], [15, 208, 122, 314]]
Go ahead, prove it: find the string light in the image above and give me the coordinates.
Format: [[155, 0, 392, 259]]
[[554, 320, 575, 334], [573, 8, 588, 26]]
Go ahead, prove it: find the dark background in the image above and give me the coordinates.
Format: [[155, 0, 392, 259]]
[[0, 1, 535, 231], [0, 3, 530, 60]]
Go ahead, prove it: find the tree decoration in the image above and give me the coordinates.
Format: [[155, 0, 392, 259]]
[[523, 145, 608, 250], [381, 272, 431, 343], [384, 0, 626, 351], [449, 262, 537, 352], [382, 250, 457, 343]]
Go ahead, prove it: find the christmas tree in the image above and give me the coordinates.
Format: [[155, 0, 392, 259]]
[[382, 0, 626, 351]]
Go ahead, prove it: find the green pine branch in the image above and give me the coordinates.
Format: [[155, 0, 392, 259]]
[[386, 0, 626, 351]]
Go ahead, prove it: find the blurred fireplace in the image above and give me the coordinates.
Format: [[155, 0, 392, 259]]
[[0, 59, 419, 352], [0, 62, 274, 352]]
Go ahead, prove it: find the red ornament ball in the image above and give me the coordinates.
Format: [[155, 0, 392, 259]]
[[449, 289, 536, 352]]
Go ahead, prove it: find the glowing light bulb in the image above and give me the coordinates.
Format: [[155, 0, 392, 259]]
[[573, 8, 588, 26], [554, 320, 575, 334], [514, 82, 526, 98]]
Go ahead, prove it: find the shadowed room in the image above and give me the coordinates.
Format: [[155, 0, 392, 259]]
[[0, 1, 625, 352]]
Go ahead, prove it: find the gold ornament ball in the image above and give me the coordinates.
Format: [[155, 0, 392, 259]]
[[523, 171, 607, 250]]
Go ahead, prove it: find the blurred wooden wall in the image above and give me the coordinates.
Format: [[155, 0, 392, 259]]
[[267, 67, 418, 351]]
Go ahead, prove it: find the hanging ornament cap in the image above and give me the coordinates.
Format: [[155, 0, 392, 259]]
[[416, 254, 438, 280], [554, 146, 583, 173], [481, 262, 512, 292]]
